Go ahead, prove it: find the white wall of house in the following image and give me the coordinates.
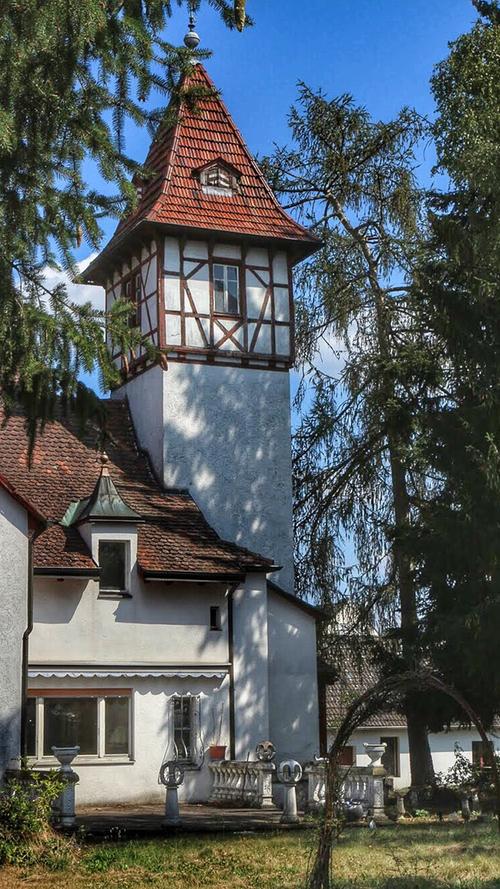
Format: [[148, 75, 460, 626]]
[[0, 487, 29, 780], [268, 589, 319, 762], [232, 573, 270, 759], [28, 675, 229, 806], [117, 361, 295, 592], [327, 726, 500, 789], [30, 575, 229, 667]]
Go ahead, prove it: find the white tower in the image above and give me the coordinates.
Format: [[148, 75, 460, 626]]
[[84, 64, 320, 592]]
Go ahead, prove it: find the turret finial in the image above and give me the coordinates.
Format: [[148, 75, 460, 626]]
[[98, 450, 110, 477], [184, 8, 200, 50]]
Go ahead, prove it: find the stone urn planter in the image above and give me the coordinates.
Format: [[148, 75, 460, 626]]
[[363, 743, 387, 768]]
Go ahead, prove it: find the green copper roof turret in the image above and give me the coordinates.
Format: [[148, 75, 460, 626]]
[[61, 453, 142, 526]]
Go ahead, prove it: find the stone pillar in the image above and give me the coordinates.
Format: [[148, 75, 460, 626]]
[[278, 759, 302, 824], [256, 762, 276, 808], [52, 746, 79, 828], [160, 761, 184, 827]]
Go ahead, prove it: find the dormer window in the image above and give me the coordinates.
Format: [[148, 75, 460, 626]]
[[99, 540, 128, 594], [196, 160, 241, 196]]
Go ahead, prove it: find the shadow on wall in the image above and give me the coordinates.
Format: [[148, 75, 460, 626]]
[[267, 602, 318, 759], [0, 707, 21, 782], [129, 361, 295, 591]]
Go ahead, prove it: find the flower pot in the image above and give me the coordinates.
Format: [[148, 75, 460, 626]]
[[209, 745, 226, 761]]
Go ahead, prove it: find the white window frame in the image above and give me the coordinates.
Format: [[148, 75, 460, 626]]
[[27, 692, 134, 765], [98, 539, 131, 596], [213, 263, 240, 316]]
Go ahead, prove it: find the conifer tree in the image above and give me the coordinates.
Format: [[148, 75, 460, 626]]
[[266, 91, 436, 786], [411, 1, 500, 728], [0, 0, 247, 439]]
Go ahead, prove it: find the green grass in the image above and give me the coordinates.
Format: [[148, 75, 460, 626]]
[[0, 822, 499, 888]]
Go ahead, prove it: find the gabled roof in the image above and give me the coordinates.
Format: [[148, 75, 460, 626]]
[[84, 64, 319, 283], [0, 472, 46, 527], [0, 401, 274, 579], [325, 637, 407, 730]]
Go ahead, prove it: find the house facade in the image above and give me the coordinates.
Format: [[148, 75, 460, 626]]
[[324, 640, 500, 789], [0, 63, 321, 805]]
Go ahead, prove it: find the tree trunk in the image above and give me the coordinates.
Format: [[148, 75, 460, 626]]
[[332, 197, 436, 789], [406, 701, 436, 787], [388, 442, 436, 788]]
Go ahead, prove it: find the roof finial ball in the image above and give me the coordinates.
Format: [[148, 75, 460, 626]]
[[184, 11, 200, 50]]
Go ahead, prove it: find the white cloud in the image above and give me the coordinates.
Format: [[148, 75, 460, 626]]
[[42, 253, 104, 310]]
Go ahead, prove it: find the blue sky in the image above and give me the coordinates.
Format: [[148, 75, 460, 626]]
[[73, 0, 478, 390]]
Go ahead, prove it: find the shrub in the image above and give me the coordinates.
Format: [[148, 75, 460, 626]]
[[0, 770, 76, 868]]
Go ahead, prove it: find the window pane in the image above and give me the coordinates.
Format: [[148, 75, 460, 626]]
[[173, 697, 192, 761], [26, 698, 36, 756], [105, 698, 129, 755], [214, 277, 226, 313], [44, 698, 97, 755], [227, 273, 239, 314], [99, 541, 126, 592]]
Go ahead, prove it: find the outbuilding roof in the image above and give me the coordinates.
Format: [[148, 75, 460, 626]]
[[0, 401, 274, 579], [84, 63, 319, 283]]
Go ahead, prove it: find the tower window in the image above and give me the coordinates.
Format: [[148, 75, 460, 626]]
[[99, 540, 128, 593], [210, 605, 221, 631], [213, 264, 239, 315], [122, 271, 141, 329]]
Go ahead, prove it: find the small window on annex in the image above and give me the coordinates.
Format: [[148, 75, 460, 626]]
[[338, 745, 355, 766], [213, 263, 239, 315], [472, 739, 494, 767], [99, 540, 128, 594], [380, 736, 400, 777]]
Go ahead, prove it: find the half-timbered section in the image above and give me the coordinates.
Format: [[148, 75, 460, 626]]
[[162, 238, 293, 367], [105, 239, 159, 370]]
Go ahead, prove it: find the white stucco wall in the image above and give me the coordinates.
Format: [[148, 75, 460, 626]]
[[117, 362, 295, 592], [327, 726, 500, 789], [232, 573, 270, 759], [30, 575, 229, 667], [0, 488, 29, 780], [28, 675, 229, 806], [267, 589, 319, 762]]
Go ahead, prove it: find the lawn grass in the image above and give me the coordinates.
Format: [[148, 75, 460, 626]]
[[0, 822, 499, 889]]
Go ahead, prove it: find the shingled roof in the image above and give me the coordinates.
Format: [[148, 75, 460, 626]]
[[0, 401, 274, 579], [84, 64, 319, 283], [325, 638, 407, 730]]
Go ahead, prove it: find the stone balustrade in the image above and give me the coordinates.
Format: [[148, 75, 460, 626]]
[[305, 760, 386, 819], [208, 760, 275, 808]]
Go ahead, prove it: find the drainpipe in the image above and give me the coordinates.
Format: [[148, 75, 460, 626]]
[[20, 522, 45, 759], [227, 582, 239, 761]]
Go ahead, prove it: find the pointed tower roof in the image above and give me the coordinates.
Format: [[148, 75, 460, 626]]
[[84, 64, 319, 283], [62, 453, 142, 526]]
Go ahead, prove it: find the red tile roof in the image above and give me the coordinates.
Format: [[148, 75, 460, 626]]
[[84, 64, 319, 282], [0, 401, 273, 578], [325, 639, 407, 729]]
